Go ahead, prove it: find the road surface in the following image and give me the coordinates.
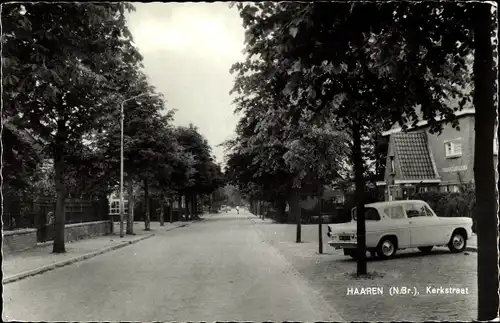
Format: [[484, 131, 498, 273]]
[[3, 211, 340, 321]]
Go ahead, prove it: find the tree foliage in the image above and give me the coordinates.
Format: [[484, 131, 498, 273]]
[[2, 2, 224, 252], [231, 3, 497, 316]]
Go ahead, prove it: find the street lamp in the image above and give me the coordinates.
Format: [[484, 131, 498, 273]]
[[119, 92, 162, 238]]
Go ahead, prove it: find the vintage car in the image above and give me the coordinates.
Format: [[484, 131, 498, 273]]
[[327, 200, 473, 259]]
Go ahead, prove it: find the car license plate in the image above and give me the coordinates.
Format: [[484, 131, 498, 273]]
[[339, 235, 351, 241]]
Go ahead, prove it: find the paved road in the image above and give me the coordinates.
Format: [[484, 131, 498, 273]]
[[3, 211, 341, 322]]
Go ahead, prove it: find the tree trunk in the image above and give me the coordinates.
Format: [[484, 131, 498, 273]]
[[178, 195, 183, 220], [144, 179, 150, 231], [126, 175, 134, 235], [209, 193, 213, 211], [353, 121, 367, 275], [160, 191, 165, 226], [288, 183, 302, 243], [193, 195, 197, 216], [191, 195, 195, 219], [52, 147, 66, 254], [473, 4, 499, 320], [318, 178, 324, 254], [276, 199, 287, 223], [169, 197, 173, 223], [185, 195, 190, 220]]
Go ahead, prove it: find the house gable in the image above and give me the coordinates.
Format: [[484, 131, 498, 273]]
[[384, 132, 440, 184]]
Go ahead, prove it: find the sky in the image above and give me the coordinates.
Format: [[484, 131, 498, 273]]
[[125, 3, 246, 167]]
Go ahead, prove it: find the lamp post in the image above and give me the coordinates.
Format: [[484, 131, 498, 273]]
[[119, 92, 160, 238]]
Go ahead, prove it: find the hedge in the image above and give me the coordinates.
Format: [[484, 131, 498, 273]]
[[410, 190, 476, 232]]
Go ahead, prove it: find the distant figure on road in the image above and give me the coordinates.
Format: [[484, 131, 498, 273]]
[[236, 206, 239, 214]]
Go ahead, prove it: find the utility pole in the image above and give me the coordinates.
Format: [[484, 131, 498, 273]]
[[318, 176, 323, 254]]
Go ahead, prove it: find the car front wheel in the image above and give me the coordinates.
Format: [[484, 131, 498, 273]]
[[377, 238, 397, 259], [448, 231, 467, 253]]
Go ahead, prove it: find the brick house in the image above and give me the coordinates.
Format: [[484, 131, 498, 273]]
[[377, 108, 498, 201]]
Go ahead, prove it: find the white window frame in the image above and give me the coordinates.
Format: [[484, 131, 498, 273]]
[[418, 186, 429, 193], [109, 199, 129, 215], [444, 139, 463, 158]]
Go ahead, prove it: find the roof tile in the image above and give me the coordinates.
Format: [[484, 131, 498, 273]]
[[393, 132, 439, 180]]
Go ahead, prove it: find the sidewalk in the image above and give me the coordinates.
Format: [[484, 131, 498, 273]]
[[2, 220, 193, 284]]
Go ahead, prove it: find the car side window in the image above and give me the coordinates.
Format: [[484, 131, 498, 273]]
[[366, 208, 381, 221], [352, 207, 381, 221], [384, 206, 406, 219], [405, 203, 427, 218]]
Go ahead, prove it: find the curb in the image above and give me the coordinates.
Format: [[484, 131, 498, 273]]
[[3, 233, 155, 285], [164, 223, 191, 231]]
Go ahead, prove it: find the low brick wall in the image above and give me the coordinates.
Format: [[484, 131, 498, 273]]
[[2, 221, 112, 254], [3, 228, 38, 254], [64, 221, 112, 242]]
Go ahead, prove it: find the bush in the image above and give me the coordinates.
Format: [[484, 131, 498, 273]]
[[411, 190, 476, 233]]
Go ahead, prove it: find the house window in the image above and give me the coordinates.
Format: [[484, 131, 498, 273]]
[[110, 201, 119, 215], [109, 200, 128, 215], [390, 157, 395, 174], [444, 140, 462, 158], [447, 185, 460, 193]]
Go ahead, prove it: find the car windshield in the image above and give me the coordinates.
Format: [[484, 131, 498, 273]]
[[352, 207, 381, 221]]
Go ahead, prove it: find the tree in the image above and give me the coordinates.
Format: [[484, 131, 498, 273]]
[[2, 3, 139, 253], [128, 99, 172, 231], [231, 2, 351, 243], [224, 134, 294, 222], [233, 1, 474, 274], [232, 2, 498, 318], [470, 4, 498, 320], [173, 124, 221, 220], [1, 118, 43, 197]]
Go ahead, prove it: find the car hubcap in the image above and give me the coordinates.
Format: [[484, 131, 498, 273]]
[[453, 235, 465, 249], [382, 241, 394, 256]]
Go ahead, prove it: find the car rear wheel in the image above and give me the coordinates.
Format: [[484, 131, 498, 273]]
[[344, 249, 358, 259], [377, 237, 397, 259], [448, 231, 467, 253], [418, 246, 433, 254]]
